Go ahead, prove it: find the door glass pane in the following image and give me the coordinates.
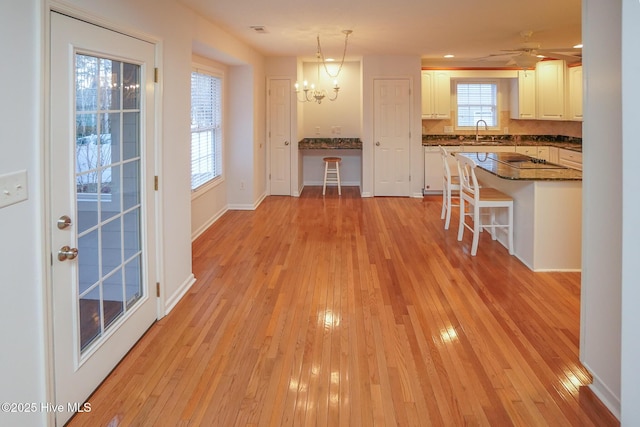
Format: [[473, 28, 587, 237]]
[[79, 286, 101, 351], [101, 217, 122, 276], [125, 256, 142, 309], [103, 269, 124, 329], [123, 160, 140, 210], [78, 230, 99, 294], [101, 164, 120, 222], [75, 53, 144, 355]]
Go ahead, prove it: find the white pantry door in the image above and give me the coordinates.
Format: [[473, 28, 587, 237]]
[[373, 79, 412, 196], [269, 79, 292, 195], [50, 12, 157, 425]]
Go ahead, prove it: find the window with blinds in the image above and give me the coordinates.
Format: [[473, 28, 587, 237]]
[[191, 70, 222, 190], [456, 82, 497, 127]]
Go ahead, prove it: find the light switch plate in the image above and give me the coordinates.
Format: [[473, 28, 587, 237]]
[[0, 170, 28, 209]]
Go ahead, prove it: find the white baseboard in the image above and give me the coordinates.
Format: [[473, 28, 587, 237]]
[[303, 180, 360, 186], [228, 192, 267, 211], [191, 205, 228, 241], [164, 273, 196, 315], [584, 362, 621, 420]]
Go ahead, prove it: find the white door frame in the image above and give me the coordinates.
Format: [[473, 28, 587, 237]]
[[43, 4, 164, 425]]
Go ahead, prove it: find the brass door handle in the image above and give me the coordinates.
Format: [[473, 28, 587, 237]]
[[58, 245, 78, 261]]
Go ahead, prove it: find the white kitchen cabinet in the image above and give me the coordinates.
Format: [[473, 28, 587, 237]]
[[516, 146, 550, 161], [424, 145, 460, 193], [536, 60, 566, 120], [548, 147, 559, 164], [568, 65, 583, 121], [421, 70, 451, 119], [510, 70, 536, 119], [558, 148, 582, 170]]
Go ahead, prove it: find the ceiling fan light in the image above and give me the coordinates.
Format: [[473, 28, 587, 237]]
[[513, 54, 540, 69]]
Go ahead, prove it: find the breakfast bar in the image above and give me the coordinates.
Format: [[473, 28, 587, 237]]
[[457, 152, 582, 271]]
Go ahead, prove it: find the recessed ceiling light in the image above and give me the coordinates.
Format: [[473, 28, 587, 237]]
[[444, 54, 454, 58], [325, 58, 335, 62], [573, 44, 583, 49], [249, 26, 268, 34]]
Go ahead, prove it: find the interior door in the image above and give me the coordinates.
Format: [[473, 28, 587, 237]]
[[373, 79, 412, 196], [50, 12, 157, 425], [269, 79, 292, 195]]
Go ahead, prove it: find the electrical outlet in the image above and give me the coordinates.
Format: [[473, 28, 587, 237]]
[[335, 126, 341, 135], [240, 181, 245, 190], [315, 127, 321, 135], [444, 126, 454, 133], [0, 170, 28, 209], [503, 127, 509, 134]]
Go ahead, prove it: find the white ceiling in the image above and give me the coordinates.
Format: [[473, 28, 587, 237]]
[[178, 0, 582, 67]]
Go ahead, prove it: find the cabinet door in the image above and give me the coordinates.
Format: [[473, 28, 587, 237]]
[[536, 60, 566, 120], [432, 71, 451, 119], [421, 71, 450, 119], [568, 66, 583, 121], [510, 70, 536, 119], [548, 146, 560, 164], [424, 148, 444, 192], [515, 146, 538, 156], [558, 148, 582, 170]]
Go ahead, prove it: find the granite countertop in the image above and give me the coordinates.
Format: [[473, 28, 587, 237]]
[[423, 134, 582, 152], [298, 138, 362, 149], [457, 152, 582, 181]]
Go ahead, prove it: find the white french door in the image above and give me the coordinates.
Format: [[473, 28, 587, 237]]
[[373, 79, 412, 196], [50, 12, 157, 425], [269, 79, 292, 195]]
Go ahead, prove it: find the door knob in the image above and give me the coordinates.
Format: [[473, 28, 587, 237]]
[[376, 141, 381, 146], [57, 215, 72, 230], [284, 141, 290, 145], [58, 245, 79, 261]]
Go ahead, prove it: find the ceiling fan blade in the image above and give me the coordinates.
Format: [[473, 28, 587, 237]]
[[537, 51, 582, 63]]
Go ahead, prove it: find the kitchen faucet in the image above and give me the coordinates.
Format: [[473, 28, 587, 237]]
[[475, 119, 488, 141]]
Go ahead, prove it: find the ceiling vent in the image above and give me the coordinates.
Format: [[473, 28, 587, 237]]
[[250, 26, 268, 34]]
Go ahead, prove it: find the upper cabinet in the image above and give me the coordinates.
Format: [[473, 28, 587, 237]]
[[568, 65, 583, 121], [536, 60, 566, 120], [510, 70, 536, 119], [421, 70, 451, 119]]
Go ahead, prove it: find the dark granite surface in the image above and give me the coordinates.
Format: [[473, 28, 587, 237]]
[[299, 138, 362, 149], [423, 134, 582, 152], [457, 152, 582, 181]]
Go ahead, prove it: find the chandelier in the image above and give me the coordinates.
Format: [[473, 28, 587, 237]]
[[295, 30, 352, 104]]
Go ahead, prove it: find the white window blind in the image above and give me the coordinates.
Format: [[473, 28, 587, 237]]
[[456, 82, 497, 127], [191, 71, 222, 190]]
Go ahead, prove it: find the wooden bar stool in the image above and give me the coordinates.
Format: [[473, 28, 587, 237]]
[[455, 153, 513, 256], [322, 157, 342, 195], [439, 146, 460, 230]]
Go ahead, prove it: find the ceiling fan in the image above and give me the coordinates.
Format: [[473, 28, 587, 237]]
[[477, 30, 582, 68]]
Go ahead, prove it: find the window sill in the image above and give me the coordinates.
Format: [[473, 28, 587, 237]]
[[191, 175, 224, 201]]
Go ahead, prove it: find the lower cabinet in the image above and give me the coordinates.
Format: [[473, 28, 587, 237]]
[[558, 148, 583, 170], [423, 146, 461, 193], [516, 146, 550, 161]]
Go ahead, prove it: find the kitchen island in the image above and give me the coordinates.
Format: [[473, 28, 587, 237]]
[[457, 152, 582, 271]]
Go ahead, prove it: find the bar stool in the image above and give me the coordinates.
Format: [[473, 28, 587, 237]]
[[322, 156, 342, 195], [439, 146, 460, 230], [455, 153, 513, 256]]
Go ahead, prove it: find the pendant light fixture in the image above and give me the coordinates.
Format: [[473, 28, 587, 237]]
[[295, 30, 352, 104]]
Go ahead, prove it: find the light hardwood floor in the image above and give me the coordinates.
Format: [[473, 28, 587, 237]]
[[68, 187, 619, 426]]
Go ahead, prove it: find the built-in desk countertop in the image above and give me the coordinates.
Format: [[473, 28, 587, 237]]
[[298, 138, 362, 149]]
